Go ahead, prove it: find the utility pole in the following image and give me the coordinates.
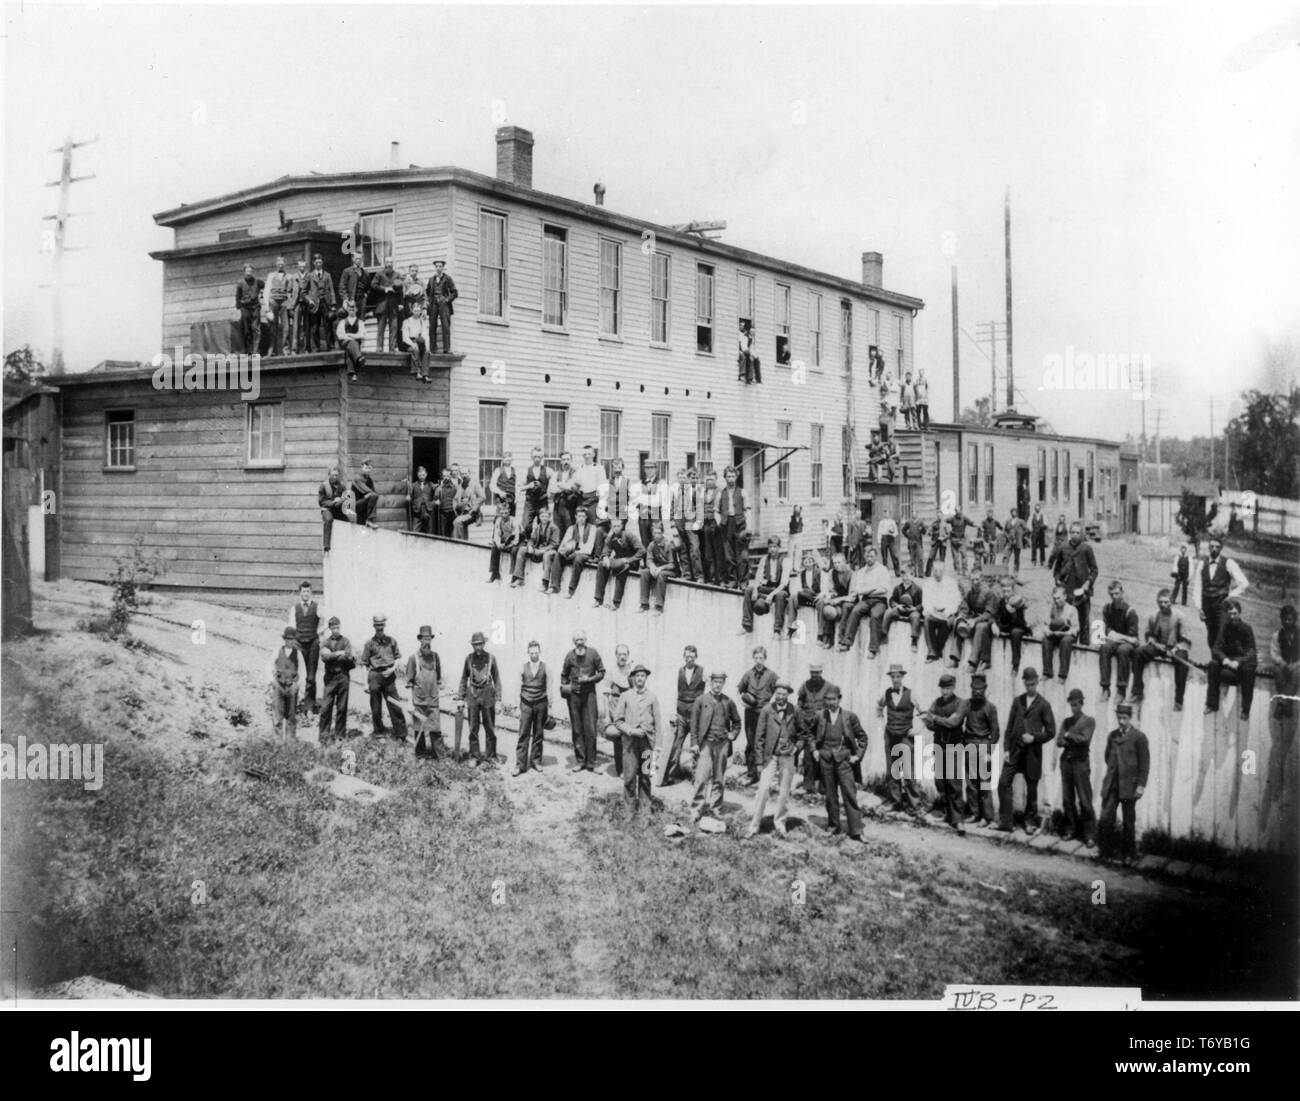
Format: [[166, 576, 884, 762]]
[[42, 134, 97, 374], [1004, 187, 1014, 411], [1154, 408, 1163, 480], [951, 265, 960, 422], [974, 320, 1007, 415], [1208, 399, 1215, 482]]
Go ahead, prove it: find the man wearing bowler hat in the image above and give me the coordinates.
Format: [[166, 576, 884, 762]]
[[921, 672, 967, 832], [1056, 687, 1096, 845], [877, 664, 923, 815], [615, 664, 660, 812], [458, 631, 501, 766], [405, 626, 444, 759], [996, 667, 1056, 832], [690, 671, 741, 824], [360, 615, 406, 740], [931, 672, 999, 825], [1099, 701, 1149, 864], [813, 686, 867, 842], [318, 616, 354, 742]]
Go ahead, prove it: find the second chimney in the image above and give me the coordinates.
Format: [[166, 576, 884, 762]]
[[861, 251, 883, 289], [389, 141, 401, 169], [496, 126, 534, 189]]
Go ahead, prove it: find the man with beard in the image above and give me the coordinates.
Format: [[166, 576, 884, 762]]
[[405, 626, 444, 760], [515, 640, 550, 776], [921, 673, 966, 832], [1098, 580, 1141, 702], [459, 631, 502, 766], [593, 516, 643, 610], [370, 256, 403, 352], [996, 668, 1056, 832], [520, 447, 552, 535], [489, 451, 518, 518], [1191, 536, 1250, 651], [1052, 521, 1099, 645], [813, 687, 867, 843], [561, 630, 605, 772], [361, 614, 405, 740]]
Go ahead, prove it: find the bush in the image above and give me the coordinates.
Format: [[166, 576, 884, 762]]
[[104, 538, 165, 639]]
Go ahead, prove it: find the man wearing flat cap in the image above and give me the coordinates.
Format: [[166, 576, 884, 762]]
[[405, 626, 444, 759], [360, 615, 406, 740], [1055, 687, 1096, 845], [745, 681, 802, 838], [877, 664, 923, 815], [921, 672, 967, 831], [796, 663, 837, 796], [318, 616, 354, 743], [996, 667, 1056, 832], [1099, 702, 1148, 864], [459, 631, 502, 766], [690, 671, 741, 823], [269, 626, 301, 740], [615, 664, 660, 812], [929, 672, 998, 825]]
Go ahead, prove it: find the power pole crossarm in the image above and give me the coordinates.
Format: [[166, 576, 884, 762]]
[[43, 134, 97, 374]]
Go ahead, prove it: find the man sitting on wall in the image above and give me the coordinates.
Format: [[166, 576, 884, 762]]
[[594, 516, 644, 610], [516, 505, 561, 591], [318, 466, 348, 553], [552, 505, 599, 598], [351, 459, 379, 528], [639, 522, 678, 615], [838, 544, 897, 656], [741, 536, 789, 637]]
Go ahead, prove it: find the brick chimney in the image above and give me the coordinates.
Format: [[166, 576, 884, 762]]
[[496, 126, 534, 189], [861, 251, 883, 289]]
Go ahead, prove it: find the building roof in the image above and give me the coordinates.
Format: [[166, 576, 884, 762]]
[[3, 384, 58, 416], [1137, 477, 1221, 498], [923, 421, 1124, 449], [153, 166, 926, 312]]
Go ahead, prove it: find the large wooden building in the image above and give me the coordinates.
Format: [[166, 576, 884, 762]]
[[52, 125, 927, 592]]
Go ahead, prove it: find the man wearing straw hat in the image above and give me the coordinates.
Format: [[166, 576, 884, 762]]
[[615, 664, 660, 813], [405, 626, 444, 760]]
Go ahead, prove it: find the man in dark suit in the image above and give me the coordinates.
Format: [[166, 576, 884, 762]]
[[370, 257, 403, 352], [717, 466, 749, 588], [351, 459, 379, 527], [1205, 598, 1258, 720], [921, 673, 966, 832], [426, 259, 458, 353], [406, 465, 437, 535], [1055, 688, 1096, 845], [513, 505, 560, 589], [593, 516, 643, 610], [1099, 702, 1149, 863], [1052, 521, 1099, 644], [234, 264, 264, 355], [338, 253, 370, 318], [659, 645, 705, 786], [305, 254, 336, 353], [689, 671, 741, 822], [561, 630, 605, 773], [995, 667, 1056, 832], [813, 686, 866, 841]]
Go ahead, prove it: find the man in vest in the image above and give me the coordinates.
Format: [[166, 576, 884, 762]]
[[689, 671, 741, 825], [370, 257, 403, 352], [744, 681, 801, 838], [931, 672, 999, 825], [669, 469, 703, 582], [517, 505, 561, 591], [878, 508, 901, 575], [717, 466, 749, 588], [615, 664, 660, 813], [921, 673, 966, 832], [550, 452, 579, 536], [737, 645, 778, 786], [360, 614, 405, 740], [1055, 687, 1096, 846], [1170, 544, 1192, 605], [561, 630, 605, 773], [289, 581, 325, 711], [814, 687, 867, 842], [1030, 504, 1048, 568], [1099, 702, 1149, 864], [925, 511, 950, 577], [659, 645, 706, 786], [305, 254, 336, 353], [459, 631, 502, 766], [995, 667, 1056, 832], [1098, 580, 1141, 702], [269, 626, 300, 740], [741, 535, 789, 636], [553, 505, 598, 598], [318, 616, 353, 743], [263, 256, 293, 358], [426, 259, 458, 353], [405, 625, 444, 759], [515, 639, 549, 776], [600, 456, 635, 538], [877, 664, 922, 816], [572, 445, 609, 547], [234, 264, 263, 355], [338, 253, 369, 326], [787, 549, 825, 639], [489, 452, 518, 518], [286, 258, 310, 354], [407, 465, 437, 535], [487, 509, 520, 584], [699, 470, 723, 585], [318, 467, 348, 552], [520, 447, 552, 536], [1192, 536, 1250, 651], [593, 516, 643, 610], [902, 512, 926, 576]]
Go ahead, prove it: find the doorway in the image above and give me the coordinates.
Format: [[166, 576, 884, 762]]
[[411, 434, 446, 483], [1016, 467, 1031, 519], [1077, 469, 1086, 519], [732, 445, 762, 534]]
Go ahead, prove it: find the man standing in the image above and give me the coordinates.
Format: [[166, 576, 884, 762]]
[[660, 645, 706, 786], [426, 259, 458, 353], [843, 505, 865, 569], [1030, 505, 1048, 568], [796, 663, 837, 796], [741, 536, 789, 636], [1003, 509, 1027, 573], [289, 581, 325, 712], [1098, 580, 1141, 702], [689, 672, 741, 825], [996, 668, 1056, 832], [932, 672, 998, 826], [948, 509, 974, 576], [318, 617, 353, 742], [1170, 544, 1192, 605], [319, 467, 348, 553], [878, 508, 901, 575], [515, 640, 549, 776], [1099, 702, 1149, 864], [669, 469, 703, 581], [638, 522, 677, 614], [717, 466, 749, 588], [1205, 599, 1257, 720], [459, 631, 502, 766], [1192, 537, 1250, 650], [351, 459, 379, 528], [814, 687, 866, 842], [600, 643, 634, 776], [744, 682, 801, 838], [360, 615, 405, 740], [1132, 587, 1192, 710], [263, 256, 293, 357], [877, 665, 923, 815], [489, 452, 518, 518], [925, 511, 950, 577], [921, 673, 966, 831], [699, 470, 723, 584], [914, 369, 930, 428], [562, 630, 605, 773], [234, 264, 263, 355], [400, 263, 425, 350], [434, 468, 459, 538], [737, 646, 778, 786], [902, 512, 926, 576], [1053, 521, 1099, 644], [287, 258, 311, 354], [269, 627, 301, 740], [615, 664, 659, 813], [406, 465, 436, 535], [1056, 688, 1096, 846], [551, 452, 579, 536], [882, 563, 925, 651], [405, 626, 444, 759], [1039, 585, 1080, 682], [520, 447, 551, 535], [601, 456, 634, 535], [370, 256, 403, 352], [305, 254, 336, 352], [839, 544, 894, 656], [594, 516, 643, 610], [573, 445, 610, 544], [338, 252, 370, 323]]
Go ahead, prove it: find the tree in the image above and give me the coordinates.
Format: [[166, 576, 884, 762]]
[[1175, 488, 1217, 552], [1224, 386, 1300, 499], [957, 396, 993, 427], [3, 345, 48, 385]]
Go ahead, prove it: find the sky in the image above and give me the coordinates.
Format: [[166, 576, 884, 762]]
[[3, 1, 1299, 443]]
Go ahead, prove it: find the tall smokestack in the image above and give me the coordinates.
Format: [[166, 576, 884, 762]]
[[861, 251, 883, 288], [951, 265, 960, 422], [389, 142, 401, 169], [495, 126, 534, 189], [1005, 187, 1014, 410]]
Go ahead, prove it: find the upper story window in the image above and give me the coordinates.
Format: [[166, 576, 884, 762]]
[[106, 409, 135, 470], [478, 209, 508, 318], [599, 238, 622, 337], [542, 225, 568, 328], [650, 253, 671, 344], [696, 264, 715, 354], [737, 272, 755, 329], [775, 283, 791, 365], [840, 300, 853, 373], [246, 401, 283, 466], [809, 292, 823, 369], [357, 209, 394, 269]]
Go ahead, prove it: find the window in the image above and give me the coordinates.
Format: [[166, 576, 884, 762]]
[[357, 209, 394, 269], [696, 417, 715, 478], [599, 409, 621, 478], [246, 401, 283, 465], [841, 424, 853, 499], [543, 405, 568, 471], [650, 413, 670, 482], [1051, 449, 1060, 502], [840, 300, 853, 373], [696, 264, 715, 353], [650, 253, 671, 344], [870, 308, 880, 347], [775, 284, 792, 365], [1087, 451, 1095, 498], [106, 409, 135, 470], [1063, 450, 1071, 502], [478, 209, 507, 318], [737, 273, 755, 328], [777, 421, 792, 500], [968, 442, 979, 505], [1037, 447, 1047, 502], [810, 423, 824, 500], [479, 402, 506, 487], [809, 293, 823, 368], [599, 238, 622, 336], [984, 444, 994, 503], [542, 225, 568, 328], [896, 315, 905, 373]]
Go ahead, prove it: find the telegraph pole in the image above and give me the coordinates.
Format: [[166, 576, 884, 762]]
[[42, 134, 97, 374], [974, 320, 1007, 415], [1154, 408, 1163, 480], [951, 265, 960, 421], [1004, 187, 1014, 410], [1208, 399, 1215, 482]]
